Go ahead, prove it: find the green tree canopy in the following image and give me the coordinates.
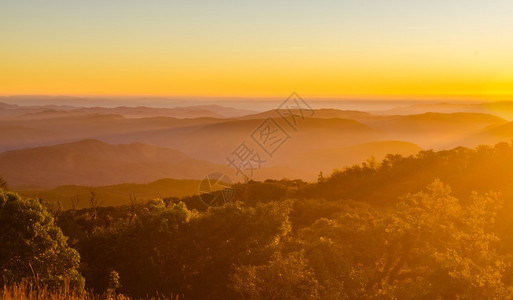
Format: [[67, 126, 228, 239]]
[[0, 190, 84, 290]]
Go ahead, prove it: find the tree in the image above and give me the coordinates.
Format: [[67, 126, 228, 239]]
[[317, 172, 325, 183], [107, 270, 121, 297], [182, 201, 293, 298], [128, 193, 138, 222], [0, 190, 84, 291], [88, 190, 100, 220], [293, 180, 510, 299], [79, 199, 193, 297], [378, 180, 507, 298], [0, 175, 8, 191], [296, 204, 384, 299], [232, 251, 320, 299], [70, 195, 80, 212]]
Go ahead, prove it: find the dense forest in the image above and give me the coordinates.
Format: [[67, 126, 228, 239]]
[[3, 142, 513, 299]]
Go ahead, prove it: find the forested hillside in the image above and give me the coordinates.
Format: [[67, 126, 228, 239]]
[[3, 142, 513, 299]]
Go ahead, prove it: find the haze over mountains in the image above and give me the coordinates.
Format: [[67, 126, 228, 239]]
[[0, 139, 231, 188], [2, 98, 513, 196], [380, 101, 513, 120]]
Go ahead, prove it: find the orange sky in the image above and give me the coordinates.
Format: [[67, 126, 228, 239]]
[[1, 1, 512, 100]]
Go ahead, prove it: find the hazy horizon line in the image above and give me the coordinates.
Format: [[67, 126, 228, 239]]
[[2, 93, 511, 103]]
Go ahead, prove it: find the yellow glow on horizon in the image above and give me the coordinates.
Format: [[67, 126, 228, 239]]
[[1, 1, 513, 100], [1, 52, 512, 100]]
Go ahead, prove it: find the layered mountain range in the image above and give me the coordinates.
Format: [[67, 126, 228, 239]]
[[1, 100, 512, 194]]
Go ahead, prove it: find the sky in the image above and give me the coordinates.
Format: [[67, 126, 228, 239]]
[[1, 0, 512, 100]]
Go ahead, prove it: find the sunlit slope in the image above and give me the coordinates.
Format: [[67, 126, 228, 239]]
[[302, 142, 513, 206], [282, 141, 422, 177], [296, 141, 513, 251]]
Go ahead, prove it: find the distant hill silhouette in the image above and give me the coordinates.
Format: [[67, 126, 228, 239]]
[[17, 178, 202, 208], [0, 140, 230, 188]]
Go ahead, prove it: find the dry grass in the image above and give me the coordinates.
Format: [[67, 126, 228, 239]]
[[1, 280, 179, 300], [2, 280, 97, 300]]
